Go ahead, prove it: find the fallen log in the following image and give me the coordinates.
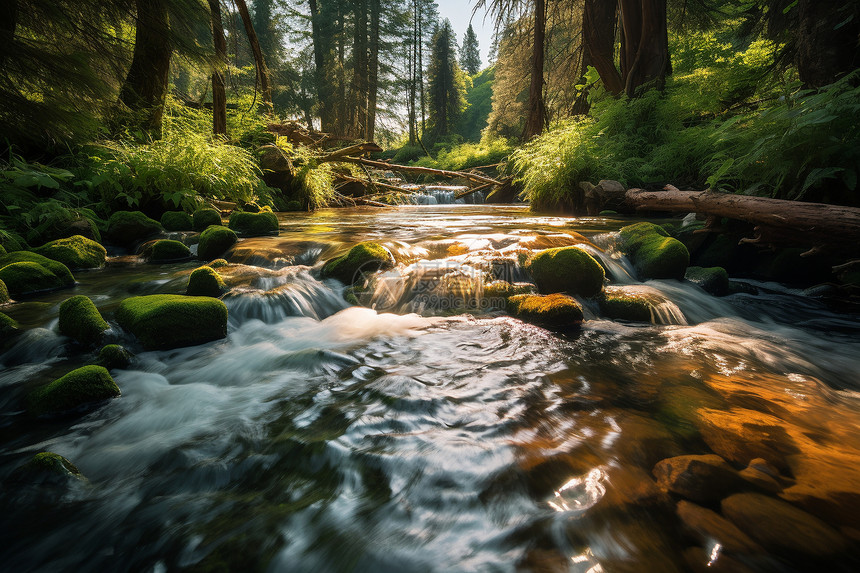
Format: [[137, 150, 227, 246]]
[[625, 188, 860, 253], [336, 157, 502, 187]]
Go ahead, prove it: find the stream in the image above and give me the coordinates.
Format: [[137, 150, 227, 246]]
[[1, 205, 859, 572]]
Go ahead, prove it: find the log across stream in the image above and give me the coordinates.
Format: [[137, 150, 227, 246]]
[[1, 205, 859, 572]]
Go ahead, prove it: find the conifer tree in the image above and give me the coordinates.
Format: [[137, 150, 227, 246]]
[[460, 23, 481, 75], [426, 19, 465, 144]]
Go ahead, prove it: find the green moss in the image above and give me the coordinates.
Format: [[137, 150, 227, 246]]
[[98, 344, 133, 370], [116, 294, 228, 350], [150, 239, 191, 262], [16, 452, 86, 483], [685, 266, 729, 296], [208, 258, 229, 268], [193, 208, 222, 231], [198, 225, 238, 260], [58, 295, 109, 345], [0, 250, 75, 284], [507, 293, 584, 329], [28, 365, 120, 415], [526, 246, 605, 297], [0, 244, 5, 256], [283, 200, 303, 212], [0, 258, 74, 296], [34, 235, 106, 269], [228, 209, 279, 237], [0, 278, 8, 304], [483, 281, 536, 306], [187, 266, 227, 297], [0, 231, 27, 252], [161, 211, 194, 231], [598, 288, 654, 322], [321, 242, 395, 285], [106, 211, 163, 245], [1, 311, 19, 342], [619, 222, 690, 280]]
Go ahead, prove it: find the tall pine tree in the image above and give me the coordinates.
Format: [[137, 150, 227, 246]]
[[426, 19, 465, 144], [459, 23, 481, 75]]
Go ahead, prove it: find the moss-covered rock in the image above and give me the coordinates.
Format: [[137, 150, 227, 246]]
[[685, 266, 729, 296], [1, 311, 19, 343], [619, 222, 690, 280], [15, 452, 86, 484], [228, 208, 279, 237], [483, 281, 536, 306], [98, 344, 133, 370], [0, 251, 75, 296], [161, 211, 194, 231], [116, 294, 228, 350], [34, 235, 106, 270], [208, 258, 229, 268], [508, 293, 584, 329], [598, 287, 655, 322], [0, 278, 8, 304], [322, 242, 395, 284], [150, 239, 192, 262], [198, 225, 238, 261], [0, 244, 5, 256], [28, 365, 120, 415], [193, 208, 222, 231], [525, 246, 605, 297], [105, 211, 163, 245], [187, 266, 227, 297], [58, 295, 109, 345]]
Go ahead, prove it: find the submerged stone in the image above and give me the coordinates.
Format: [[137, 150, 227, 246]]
[[198, 225, 238, 261], [160, 211, 194, 231], [482, 280, 536, 305], [322, 242, 395, 285], [685, 266, 729, 296], [193, 208, 222, 231], [98, 344, 133, 370], [187, 266, 227, 297], [149, 239, 191, 262], [28, 365, 120, 415], [526, 246, 605, 297], [15, 452, 87, 485], [0, 251, 76, 296], [652, 454, 745, 503], [58, 295, 109, 346], [106, 211, 163, 245], [116, 294, 228, 350], [676, 501, 763, 555], [228, 208, 279, 236], [33, 235, 106, 270], [507, 293, 584, 329], [619, 222, 690, 280]]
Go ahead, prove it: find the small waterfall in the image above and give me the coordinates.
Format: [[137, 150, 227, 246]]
[[405, 185, 486, 205], [224, 269, 347, 324]]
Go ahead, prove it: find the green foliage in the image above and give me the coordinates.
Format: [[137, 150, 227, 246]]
[[460, 24, 482, 75], [58, 295, 109, 346], [414, 138, 513, 171], [457, 68, 495, 143], [426, 20, 468, 144]]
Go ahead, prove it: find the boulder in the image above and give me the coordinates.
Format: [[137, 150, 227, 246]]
[[186, 266, 227, 297], [652, 454, 746, 503], [28, 365, 120, 415], [208, 258, 229, 268], [482, 280, 536, 303], [198, 225, 238, 261], [738, 458, 784, 494], [0, 251, 75, 296], [149, 239, 191, 262], [58, 295, 109, 346], [0, 277, 7, 303], [105, 211, 162, 245], [193, 208, 222, 231], [676, 500, 763, 555], [526, 246, 605, 297], [228, 208, 279, 236], [14, 452, 87, 485], [619, 222, 690, 280], [721, 493, 848, 558], [685, 266, 729, 296], [160, 211, 194, 231], [33, 235, 106, 270], [598, 285, 656, 322], [507, 293, 584, 329], [694, 407, 797, 473], [98, 344, 133, 370], [116, 294, 228, 350], [321, 242, 395, 285]]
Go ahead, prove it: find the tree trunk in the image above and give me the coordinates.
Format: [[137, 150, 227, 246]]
[[309, 0, 334, 131], [336, 4, 347, 135], [795, 0, 860, 88], [0, 0, 16, 70], [349, 0, 368, 138], [234, 0, 273, 111], [418, 1, 426, 136], [583, 0, 623, 95], [521, 0, 546, 141], [625, 188, 860, 252], [366, 0, 380, 141], [119, 0, 173, 140], [619, 0, 670, 96], [208, 0, 227, 137]]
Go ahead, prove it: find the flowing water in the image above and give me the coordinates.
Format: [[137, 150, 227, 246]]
[[2, 205, 860, 572]]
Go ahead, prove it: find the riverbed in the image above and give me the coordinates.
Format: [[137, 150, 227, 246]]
[[2, 205, 859, 572]]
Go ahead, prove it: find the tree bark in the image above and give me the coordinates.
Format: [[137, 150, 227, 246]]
[[366, 0, 380, 141], [521, 0, 546, 141], [795, 0, 860, 88], [120, 0, 172, 139], [583, 0, 623, 95], [208, 0, 228, 137], [233, 0, 273, 111], [619, 0, 670, 96], [625, 188, 860, 251], [0, 0, 16, 71], [309, 0, 334, 131], [349, 0, 368, 138]]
